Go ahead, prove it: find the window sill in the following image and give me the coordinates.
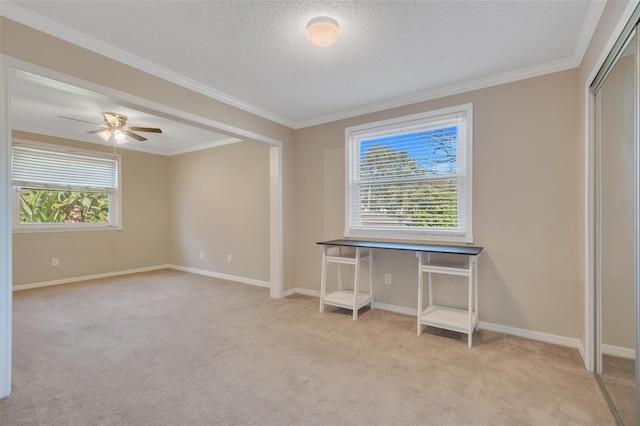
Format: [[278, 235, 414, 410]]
[[344, 230, 473, 244], [13, 225, 123, 234]]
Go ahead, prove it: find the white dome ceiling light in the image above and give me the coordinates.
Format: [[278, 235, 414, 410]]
[[306, 16, 340, 48]]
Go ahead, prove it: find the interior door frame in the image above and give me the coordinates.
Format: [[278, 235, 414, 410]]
[[585, 0, 640, 375], [0, 53, 13, 400], [593, 29, 638, 376], [635, 23, 640, 423], [0, 55, 286, 399], [587, 6, 640, 422]]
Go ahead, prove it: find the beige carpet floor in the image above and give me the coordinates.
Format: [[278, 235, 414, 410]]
[[0, 269, 614, 425]]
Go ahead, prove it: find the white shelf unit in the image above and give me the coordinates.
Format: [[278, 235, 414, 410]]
[[417, 252, 479, 348], [319, 244, 373, 320]]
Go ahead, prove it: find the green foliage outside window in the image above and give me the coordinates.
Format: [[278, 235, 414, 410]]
[[19, 189, 110, 224]]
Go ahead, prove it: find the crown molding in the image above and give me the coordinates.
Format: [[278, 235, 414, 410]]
[[0, 3, 296, 129], [293, 56, 578, 129], [573, 0, 607, 68]]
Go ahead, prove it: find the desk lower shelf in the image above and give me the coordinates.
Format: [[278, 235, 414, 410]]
[[419, 305, 477, 335], [323, 290, 373, 310]]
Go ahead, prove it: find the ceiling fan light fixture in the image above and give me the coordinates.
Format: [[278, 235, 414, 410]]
[[306, 16, 340, 48], [64, 112, 162, 143], [113, 130, 127, 143]]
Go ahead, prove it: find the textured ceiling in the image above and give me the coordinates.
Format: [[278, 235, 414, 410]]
[[2, 0, 602, 129]]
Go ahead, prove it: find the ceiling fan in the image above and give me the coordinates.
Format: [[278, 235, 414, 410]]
[[60, 112, 162, 143]]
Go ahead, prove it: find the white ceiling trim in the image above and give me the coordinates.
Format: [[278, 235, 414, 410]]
[[164, 137, 241, 156], [0, 2, 296, 129], [1, 1, 606, 131], [573, 0, 607, 67], [294, 56, 578, 129]]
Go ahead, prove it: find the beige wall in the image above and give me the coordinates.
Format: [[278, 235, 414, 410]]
[[599, 53, 636, 351], [292, 70, 582, 338], [168, 141, 270, 281], [12, 131, 171, 285], [12, 134, 272, 287]]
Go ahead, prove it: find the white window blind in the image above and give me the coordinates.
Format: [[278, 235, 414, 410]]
[[345, 104, 473, 242], [12, 144, 118, 192]]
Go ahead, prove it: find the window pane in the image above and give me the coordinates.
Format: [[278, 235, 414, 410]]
[[346, 104, 472, 241], [360, 126, 458, 181], [19, 189, 110, 224], [358, 126, 459, 230], [360, 179, 458, 228]]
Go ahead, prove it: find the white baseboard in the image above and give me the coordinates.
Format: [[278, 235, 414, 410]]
[[477, 321, 584, 352], [577, 342, 587, 365], [372, 301, 417, 316], [286, 287, 320, 298], [12, 265, 171, 292], [288, 287, 585, 352], [602, 344, 636, 360], [13, 264, 271, 292], [167, 264, 270, 289], [282, 288, 297, 297]]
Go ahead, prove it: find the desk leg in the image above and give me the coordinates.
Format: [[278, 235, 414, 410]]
[[468, 257, 473, 348], [353, 247, 360, 320], [427, 253, 433, 308], [474, 256, 479, 330], [417, 252, 423, 336], [320, 245, 327, 313], [368, 249, 374, 308], [337, 246, 342, 291]]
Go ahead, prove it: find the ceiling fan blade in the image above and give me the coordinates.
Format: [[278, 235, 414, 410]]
[[128, 127, 162, 133], [87, 129, 112, 142], [59, 116, 101, 126], [123, 130, 147, 141]]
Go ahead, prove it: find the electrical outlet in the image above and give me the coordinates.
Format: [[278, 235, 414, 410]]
[[384, 274, 392, 285], [199, 251, 204, 259], [227, 254, 232, 263], [51, 257, 59, 267]]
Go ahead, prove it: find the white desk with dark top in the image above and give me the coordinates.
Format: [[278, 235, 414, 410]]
[[317, 239, 483, 347]]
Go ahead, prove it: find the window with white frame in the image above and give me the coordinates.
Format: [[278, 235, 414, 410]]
[[345, 104, 473, 242], [12, 141, 121, 231]]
